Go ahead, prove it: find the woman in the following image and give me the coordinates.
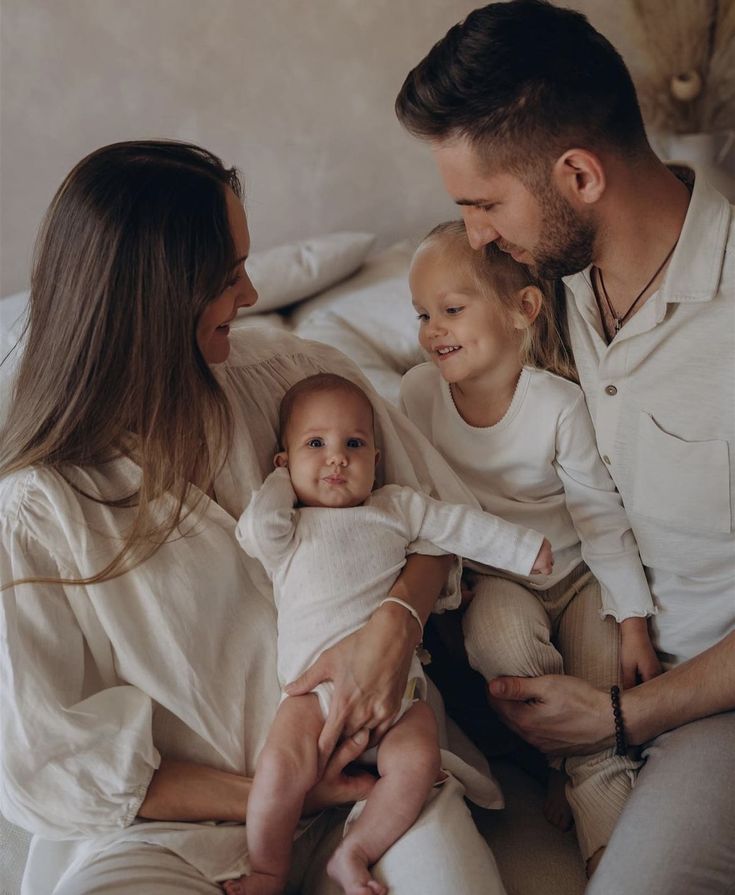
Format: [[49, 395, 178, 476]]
[[0, 141, 504, 894]]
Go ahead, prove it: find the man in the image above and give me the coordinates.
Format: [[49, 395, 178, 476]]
[[396, 2, 735, 893]]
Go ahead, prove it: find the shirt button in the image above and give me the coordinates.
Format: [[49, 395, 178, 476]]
[[605, 384, 618, 396], [603, 455, 611, 464]]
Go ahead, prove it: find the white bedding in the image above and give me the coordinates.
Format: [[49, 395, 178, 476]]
[[233, 240, 423, 405]]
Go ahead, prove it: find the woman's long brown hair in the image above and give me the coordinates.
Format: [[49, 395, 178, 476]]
[[0, 141, 242, 586]]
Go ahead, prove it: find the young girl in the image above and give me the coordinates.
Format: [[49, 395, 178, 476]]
[[400, 221, 661, 874]]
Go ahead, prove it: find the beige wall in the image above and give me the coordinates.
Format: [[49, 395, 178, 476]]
[[0, 1, 662, 296], [1, 0, 479, 295]]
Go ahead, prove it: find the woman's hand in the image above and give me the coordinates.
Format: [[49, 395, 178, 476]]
[[487, 674, 615, 756], [302, 729, 376, 815], [620, 617, 663, 690], [286, 601, 418, 767]]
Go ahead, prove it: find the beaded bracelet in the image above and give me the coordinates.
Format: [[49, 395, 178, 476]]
[[610, 685, 627, 756]]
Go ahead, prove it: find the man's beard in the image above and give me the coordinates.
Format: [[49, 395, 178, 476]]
[[530, 185, 597, 280]]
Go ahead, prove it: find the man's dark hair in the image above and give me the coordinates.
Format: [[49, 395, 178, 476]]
[[395, 0, 648, 176]]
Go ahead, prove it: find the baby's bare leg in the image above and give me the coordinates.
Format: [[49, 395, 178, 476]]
[[327, 701, 440, 895], [224, 694, 323, 895]]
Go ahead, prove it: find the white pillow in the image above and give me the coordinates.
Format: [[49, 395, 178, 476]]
[[243, 231, 376, 315], [0, 292, 29, 429], [0, 291, 28, 348], [293, 241, 425, 405]]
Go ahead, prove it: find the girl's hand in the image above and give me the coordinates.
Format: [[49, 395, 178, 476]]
[[620, 617, 663, 689], [285, 601, 418, 768], [531, 538, 554, 575], [302, 729, 376, 815]]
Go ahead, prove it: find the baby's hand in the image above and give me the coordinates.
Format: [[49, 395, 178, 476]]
[[531, 538, 554, 575]]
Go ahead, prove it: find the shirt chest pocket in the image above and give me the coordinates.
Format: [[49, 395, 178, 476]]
[[631, 412, 732, 534]]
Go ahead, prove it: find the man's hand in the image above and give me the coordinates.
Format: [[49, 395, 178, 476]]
[[620, 616, 662, 689], [487, 674, 614, 756]]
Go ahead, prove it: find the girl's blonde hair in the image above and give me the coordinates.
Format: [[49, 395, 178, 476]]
[[0, 141, 242, 587], [421, 220, 578, 382]]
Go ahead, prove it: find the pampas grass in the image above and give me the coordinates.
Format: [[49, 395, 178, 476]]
[[629, 0, 735, 133]]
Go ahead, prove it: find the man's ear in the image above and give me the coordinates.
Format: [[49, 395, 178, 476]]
[[512, 285, 543, 330], [553, 148, 606, 206], [274, 451, 288, 468]]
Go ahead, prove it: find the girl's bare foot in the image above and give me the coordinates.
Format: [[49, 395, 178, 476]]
[[543, 768, 574, 832], [222, 871, 284, 895], [327, 841, 386, 895], [586, 846, 605, 878]]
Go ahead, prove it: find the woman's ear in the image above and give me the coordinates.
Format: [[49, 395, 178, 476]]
[[274, 451, 288, 468], [553, 148, 606, 206], [513, 286, 543, 329]]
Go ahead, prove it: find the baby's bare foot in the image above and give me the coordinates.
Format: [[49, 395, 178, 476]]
[[327, 842, 386, 895], [222, 877, 247, 895], [222, 871, 284, 895], [543, 768, 574, 832]]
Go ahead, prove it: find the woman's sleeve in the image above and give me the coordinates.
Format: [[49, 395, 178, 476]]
[[0, 522, 160, 839], [235, 467, 298, 573], [555, 393, 656, 621]]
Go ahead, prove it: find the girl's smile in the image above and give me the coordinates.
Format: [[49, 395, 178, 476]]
[[435, 344, 462, 359], [409, 241, 522, 389]]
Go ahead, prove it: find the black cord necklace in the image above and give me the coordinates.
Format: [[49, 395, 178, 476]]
[[595, 239, 678, 336]]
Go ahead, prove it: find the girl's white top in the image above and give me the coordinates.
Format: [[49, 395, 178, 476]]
[[236, 467, 543, 688], [0, 330, 500, 892], [400, 363, 655, 622]]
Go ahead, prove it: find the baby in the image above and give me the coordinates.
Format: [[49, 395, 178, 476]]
[[228, 372, 552, 895], [402, 221, 661, 873]]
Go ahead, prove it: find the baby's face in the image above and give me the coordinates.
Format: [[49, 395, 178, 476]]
[[277, 389, 379, 508]]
